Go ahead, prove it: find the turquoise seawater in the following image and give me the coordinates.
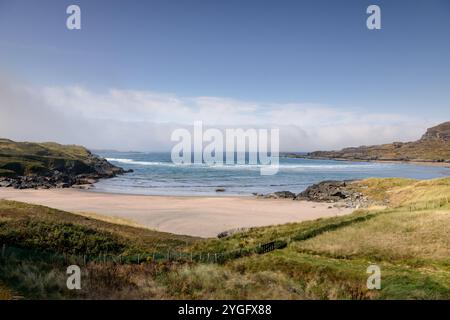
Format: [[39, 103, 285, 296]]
[[91, 152, 450, 196]]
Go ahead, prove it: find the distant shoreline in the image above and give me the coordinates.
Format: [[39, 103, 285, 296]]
[[284, 155, 450, 169]]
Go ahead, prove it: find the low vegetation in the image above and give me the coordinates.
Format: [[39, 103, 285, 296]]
[[0, 200, 198, 254], [0, 177, 449, 299], [0, 139, 93, 177]]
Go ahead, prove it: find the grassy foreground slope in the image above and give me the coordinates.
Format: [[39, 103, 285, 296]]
[[0, 178, 449, 299]]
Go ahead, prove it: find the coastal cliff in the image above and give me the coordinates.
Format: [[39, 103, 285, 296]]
[[303, 121, 450, 163], [0, 139, 130, 189]]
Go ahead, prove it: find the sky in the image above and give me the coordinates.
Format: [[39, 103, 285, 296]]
[[0, 0, 449, 151]]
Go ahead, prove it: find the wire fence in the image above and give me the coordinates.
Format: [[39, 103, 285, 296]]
[[0, 239, 288, 266], [4, 199, 430, 267]]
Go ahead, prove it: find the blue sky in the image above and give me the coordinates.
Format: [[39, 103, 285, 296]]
[[0, 0, 449, 151]]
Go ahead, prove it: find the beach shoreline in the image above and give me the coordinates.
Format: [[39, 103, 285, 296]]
[[283, 156, 450, 168], [0, 188, 353, 238]]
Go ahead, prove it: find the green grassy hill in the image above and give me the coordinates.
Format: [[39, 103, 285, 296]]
[[0, 139, 92, 177], [0, 139, 126, 188], [0, 177, 449, 299]]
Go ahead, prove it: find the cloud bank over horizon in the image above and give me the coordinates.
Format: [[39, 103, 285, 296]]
[[0, 77, 442, 152]]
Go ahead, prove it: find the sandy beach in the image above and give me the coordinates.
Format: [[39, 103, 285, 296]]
[[0, 188, 353, 238]]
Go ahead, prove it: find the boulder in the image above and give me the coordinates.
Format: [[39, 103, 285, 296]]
[[274, 191, 296, 199], [295, 181, 351, 202], [217, 227, 248, 238]]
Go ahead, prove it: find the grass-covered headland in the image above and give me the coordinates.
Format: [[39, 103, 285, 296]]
[[0, 139, 128, 189], [0, 177, 449, 299]]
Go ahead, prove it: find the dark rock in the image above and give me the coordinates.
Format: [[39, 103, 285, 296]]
[[0, 153, 131, 190], [215, 188, 226, 192], [256, 191, 296, 199], [72, 184, 93, 190], [217, 228, 248, 238], [258, 193, 278, 199], [274, 191, 296, 199], [295, 181, 350, 202]]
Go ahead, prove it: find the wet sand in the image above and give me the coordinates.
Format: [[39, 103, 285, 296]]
[[0, 188, 353, 238]]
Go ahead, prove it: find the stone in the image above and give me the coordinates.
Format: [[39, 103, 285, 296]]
[[273, 191, 296, 199], [217, 227, 248, 238]]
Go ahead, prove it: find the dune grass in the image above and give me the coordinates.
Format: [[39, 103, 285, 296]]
[[294, 209, 450, 265]]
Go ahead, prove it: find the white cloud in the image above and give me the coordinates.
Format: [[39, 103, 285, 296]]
[[0, 78, 441, 151]]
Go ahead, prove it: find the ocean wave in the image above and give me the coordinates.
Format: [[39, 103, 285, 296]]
[[106, 157, 390, 170], [106, 158, 171, 166]]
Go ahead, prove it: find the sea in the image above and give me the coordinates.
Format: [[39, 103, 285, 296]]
[[91, 151, 450, 196]]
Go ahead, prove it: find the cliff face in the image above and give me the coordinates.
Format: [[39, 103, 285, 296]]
[[420, 122, 450, 142], [306, 122, 450, 163], [0, 139, 129, 189]]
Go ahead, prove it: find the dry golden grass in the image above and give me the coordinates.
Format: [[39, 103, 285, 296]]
[[294, 178, 450, 265], [294, 209, 450, 264], [354, 177, 450, 207]]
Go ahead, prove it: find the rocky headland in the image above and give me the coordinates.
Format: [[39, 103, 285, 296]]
[[288, 121, 450, 164], [0, 139, 131, 189]]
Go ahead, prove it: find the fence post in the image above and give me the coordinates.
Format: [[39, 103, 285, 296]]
[[214, 253, 217, 263], [190, 252, 193, 262], [83, 254, 87, 266], [207, 253, 210, 263], [137, 254, 140, 264], [1, 244, 5, 258]]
